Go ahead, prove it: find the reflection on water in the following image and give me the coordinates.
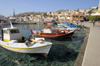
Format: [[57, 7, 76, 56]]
[[0, 24, 89, 66]]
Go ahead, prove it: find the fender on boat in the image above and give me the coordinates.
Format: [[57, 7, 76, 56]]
[[29, 34, 35, 40]]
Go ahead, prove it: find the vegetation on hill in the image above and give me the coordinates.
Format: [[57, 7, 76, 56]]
[[86, 16, 100, 21], [56, 9, 69, 13], [15, 12, 46, 17], [15, 9, 69, 17], [87, 7, 98, 15], [15, 7, 98, 18]]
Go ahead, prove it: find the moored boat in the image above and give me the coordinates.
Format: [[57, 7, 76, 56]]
[[0, 15, 9, 25], [60, 22, 82, 30], [62, 22, 82, 28], [30, 26, 75, 39], [0, 27, 52, 56]]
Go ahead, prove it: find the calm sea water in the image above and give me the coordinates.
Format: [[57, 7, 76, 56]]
[[0, 24, 89, 66]]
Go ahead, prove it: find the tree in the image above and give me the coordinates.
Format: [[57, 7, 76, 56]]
[[86, 16, 100, 21], [96, 7, 98, 10], [49, 12, 51, 15], [58, 12, 61, 14], [86, 16, 90, 20], [77, 9, 79, 12], [43, 13, 48, 17], [56, 18, 59, 21], [88, 9, 94, 15], [50, 15, 52, 17]]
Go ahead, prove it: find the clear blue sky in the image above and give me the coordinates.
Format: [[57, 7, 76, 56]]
[[0, 0, 99, 17]]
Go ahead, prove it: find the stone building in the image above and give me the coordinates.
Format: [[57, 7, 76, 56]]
[[69, 13, 84, 22]]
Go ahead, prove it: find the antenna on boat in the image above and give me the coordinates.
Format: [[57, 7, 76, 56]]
[[9, 20, 14, 28]]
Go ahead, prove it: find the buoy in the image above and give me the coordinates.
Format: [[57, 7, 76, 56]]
[[29, 34, 35, 40], [29, 35, 37, 42]]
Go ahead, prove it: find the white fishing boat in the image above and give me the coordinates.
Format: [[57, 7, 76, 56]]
[[0, 25, 52, 56]]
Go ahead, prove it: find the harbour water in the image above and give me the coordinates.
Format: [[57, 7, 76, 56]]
[[0, 24, 89, 66]]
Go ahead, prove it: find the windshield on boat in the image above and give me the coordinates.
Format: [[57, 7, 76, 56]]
[[10, 29, 19, 34]]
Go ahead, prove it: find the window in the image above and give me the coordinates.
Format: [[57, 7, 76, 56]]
[[73, 16, 75, 18], [80, 16, 83, 18], [76, 16, 78, 18], [10, 30, 19, 34]]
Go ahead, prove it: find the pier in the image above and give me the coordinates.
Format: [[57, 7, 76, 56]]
[[75, 22, 100, 66]]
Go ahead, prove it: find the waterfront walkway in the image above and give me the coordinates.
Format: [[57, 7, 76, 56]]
[[82, 22, 100, 66]]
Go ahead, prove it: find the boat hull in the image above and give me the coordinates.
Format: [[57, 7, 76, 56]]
[[31, 30, 75, 39], [0, 41, 52, 56]]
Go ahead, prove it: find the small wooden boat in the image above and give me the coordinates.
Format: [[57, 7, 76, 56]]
[[0, 27, 52, 56], [30, 26, 75, 39], [62, 22, 82, 28]]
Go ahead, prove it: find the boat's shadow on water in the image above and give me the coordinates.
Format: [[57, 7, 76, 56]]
[[29, 44, 78, 62], [47, 35, 84, 42], [47, 36, 73, 41]]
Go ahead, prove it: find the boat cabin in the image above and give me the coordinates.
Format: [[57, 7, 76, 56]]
[[1, 27, 22, 42], [42, 29, 52, 33], [42, 26, 52, 33]]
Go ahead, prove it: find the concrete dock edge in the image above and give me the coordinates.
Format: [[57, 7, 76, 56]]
[[74, 32, 89, 66], [74, 22, 91, 66]]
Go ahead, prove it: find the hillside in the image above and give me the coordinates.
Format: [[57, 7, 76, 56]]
[[56, 9, 69, 12], [87, 7, 98, 14], [15, 12, 46, 17], [15, 7, 98, 17], [15, 9, 70, 17]]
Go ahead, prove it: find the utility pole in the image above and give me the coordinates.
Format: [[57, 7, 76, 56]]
[[13, 9, 15, 16]]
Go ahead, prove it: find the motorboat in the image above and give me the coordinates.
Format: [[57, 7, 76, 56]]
[[30, 26, 75, 39], [57, 23, 77, 31], [61, 22, 82, 30], [62, 22, 82, 28], [0, 27, 52, 56]]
